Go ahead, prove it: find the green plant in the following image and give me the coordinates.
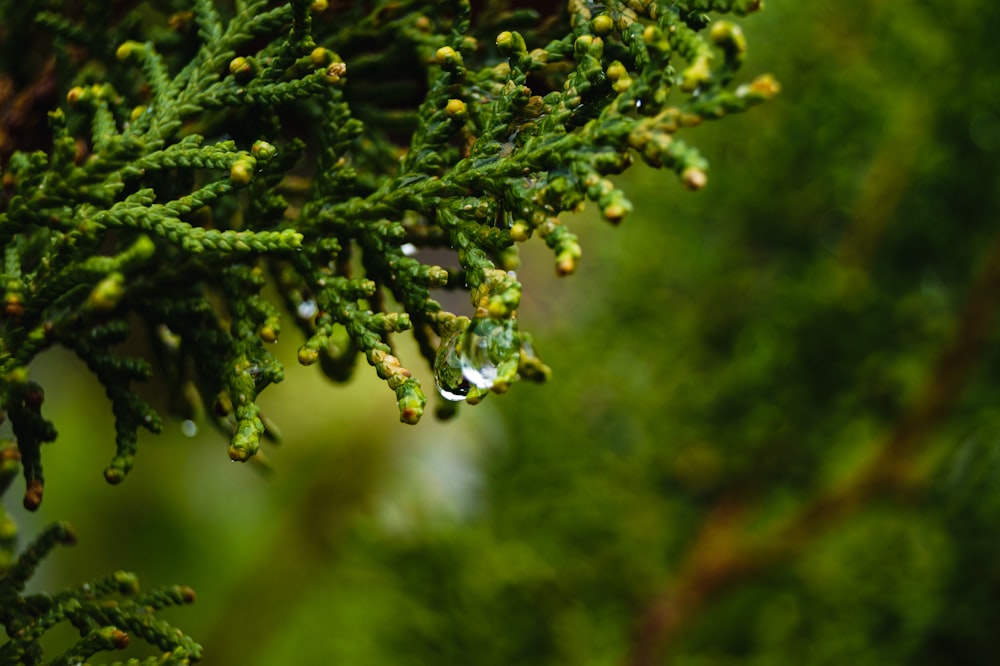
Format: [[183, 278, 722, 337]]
[[0, 0, 774, 662]]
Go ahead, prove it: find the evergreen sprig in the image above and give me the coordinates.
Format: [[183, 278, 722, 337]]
[[0, 1, 775, 660], [0, 0, 776, 503], [0, 517, 201, 665]]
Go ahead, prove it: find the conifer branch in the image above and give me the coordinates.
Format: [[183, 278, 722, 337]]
[[0, 1, 776, 660]]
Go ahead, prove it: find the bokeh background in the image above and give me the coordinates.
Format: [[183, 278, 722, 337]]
[[10, 1, 1000, 663]]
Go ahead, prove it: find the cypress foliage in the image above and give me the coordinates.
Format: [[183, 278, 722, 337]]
[[0, 1, 774, 662]]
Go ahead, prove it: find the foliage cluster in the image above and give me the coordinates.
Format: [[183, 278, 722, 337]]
[[90, 1, 1000, 664], [0, 0, 775, 662]]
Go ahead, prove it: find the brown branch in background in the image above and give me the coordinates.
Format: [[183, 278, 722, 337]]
[[626, 229, 1000, 666], [0, 57, 58, 165], [626, 498, 753, 666], [1, 0, 145, 165]]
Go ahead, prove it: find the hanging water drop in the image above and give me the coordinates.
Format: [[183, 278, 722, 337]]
[[433, 328, 472, 401], [459, 315, 520, 390], [297, 299, 317, 319]]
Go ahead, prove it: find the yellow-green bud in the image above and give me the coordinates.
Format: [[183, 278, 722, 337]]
[[747, 73, 781, 99], [252, 140, 277, 160], [228, 444, 251, 462], [606, 61, 627, 82], [510, 221, 531, 242], [298, 346, 319, 365], [465, 386, 487, 405], [642, 25, 670, 52], [428, 266, 450, 287], [229, 56, 257, 81], [310, 47, 331, 67], [680, 56, 712, 92], [574, 34, 594, 54], [0, 293, 19, 319], [435, 46, 464, 68], [66, 86, 86, 106], [496, 30, 527, 55], [131, 235, 156, 260], [681, 167, 708, 191], [497, 31, 514, 50], [5, 367, 28, 387], [445, 98, 467, 118], [612, 76, 633, 94], [592, 14, 614, 36], [487, 297, 511, 318], [606, 60, 633, 92], [310, 0, 328, 12], [115, 41, 143, 61], [556, 252, 578, 276], [603, 202, 629, 223], [87, 273, 125, 312], [0, 516, 17, 540], [230, 158, 254, 185]]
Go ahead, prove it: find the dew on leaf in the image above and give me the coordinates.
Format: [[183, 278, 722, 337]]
[[459, 315, 520, 390], [296, 299, 317, 319], [434, 328, 472, 401]]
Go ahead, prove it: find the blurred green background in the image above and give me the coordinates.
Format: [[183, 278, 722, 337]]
[[11, 1, 1000, 663]]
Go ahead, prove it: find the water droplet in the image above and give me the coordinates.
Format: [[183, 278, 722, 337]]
[[459, 315, 520, 390], [434, 329, 472, 401], [181, 419, 198, 437], [400, 242, 418, 256], [297, 299, 317, 319]]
